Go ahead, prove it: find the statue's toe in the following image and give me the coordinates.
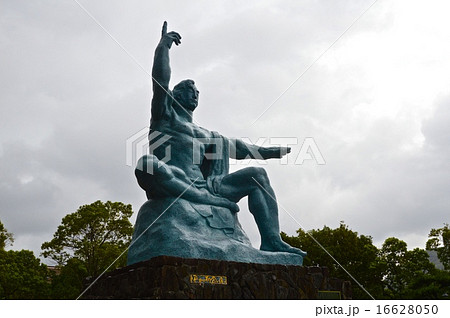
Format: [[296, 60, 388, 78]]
[[260, 240, 307, 257], [286, 245, 307, 257]]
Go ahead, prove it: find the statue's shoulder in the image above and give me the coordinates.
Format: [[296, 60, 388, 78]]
[[195, 125, 214, 138]]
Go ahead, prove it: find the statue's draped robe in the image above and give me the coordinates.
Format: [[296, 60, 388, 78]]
[[192, 132, 236, 234]]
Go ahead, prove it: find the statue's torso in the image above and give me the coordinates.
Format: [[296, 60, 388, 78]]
[[150, 114, 212, 180]]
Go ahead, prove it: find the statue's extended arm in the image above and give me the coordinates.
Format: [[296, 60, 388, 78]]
[[230, 139, 291, 160], [151, 21, 181, 121]]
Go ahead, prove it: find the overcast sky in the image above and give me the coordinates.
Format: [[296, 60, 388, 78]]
[[1, 0, 449, 264]]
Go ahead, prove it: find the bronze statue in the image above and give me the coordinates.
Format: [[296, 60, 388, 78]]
[[128, 22, 305, 265]]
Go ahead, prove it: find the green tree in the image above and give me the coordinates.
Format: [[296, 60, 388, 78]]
[[0, 219, 14, 250], [426, 223, 450, 270], [402, 269, 450, 299], [41, 200, 134, 278], [281, 223, 383, 299], [379, 237, 435, 299], [0, 249, 50, 299], [378, 237, 408, 295], [49, 258, 88, 299]]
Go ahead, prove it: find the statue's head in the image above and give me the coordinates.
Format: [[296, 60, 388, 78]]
[[172, 79, 199, 111]]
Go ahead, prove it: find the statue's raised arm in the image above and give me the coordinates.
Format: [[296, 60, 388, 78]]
[[151, 21, 181, 121]]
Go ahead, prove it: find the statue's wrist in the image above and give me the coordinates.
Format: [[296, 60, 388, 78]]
[[157, 40, 171, 50]]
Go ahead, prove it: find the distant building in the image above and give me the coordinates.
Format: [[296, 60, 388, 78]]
[[47, 265, 61, 275]]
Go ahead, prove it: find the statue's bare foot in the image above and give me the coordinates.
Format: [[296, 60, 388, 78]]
[[260, 238, 307, 257]]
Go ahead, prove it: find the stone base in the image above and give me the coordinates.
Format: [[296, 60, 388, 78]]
[[83, 256, 351, 299]]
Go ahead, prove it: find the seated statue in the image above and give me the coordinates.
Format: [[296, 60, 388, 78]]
[[127, 22, 306, 266]]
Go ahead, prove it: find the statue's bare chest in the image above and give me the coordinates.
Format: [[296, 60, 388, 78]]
[[151, 120, 212, 157]]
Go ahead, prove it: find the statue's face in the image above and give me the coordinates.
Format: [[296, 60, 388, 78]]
[[177, 84, 199, 111]]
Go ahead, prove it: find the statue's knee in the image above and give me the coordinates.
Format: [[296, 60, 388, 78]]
[[248, 167, 269, 185], [135, 155, 164, 193], [136, 154, 159, 174]]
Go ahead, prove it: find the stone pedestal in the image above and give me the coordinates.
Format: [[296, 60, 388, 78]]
[[83, 256, 351, 299]]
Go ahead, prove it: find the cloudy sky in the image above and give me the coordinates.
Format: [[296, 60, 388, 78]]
[[1, 0, 449, 264]]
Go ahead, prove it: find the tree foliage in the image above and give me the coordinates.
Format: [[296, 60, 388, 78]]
[[0, 219, 14, 250], [401, 269, 450, 299], [281, 223, 445, 299], [426, 223, 450, 270], [0, 249, 50, 299], [281, 223, 383, 299], [41, 200, 134, 277], [379, 237, 436, 298], [49, 258, 88, 299]]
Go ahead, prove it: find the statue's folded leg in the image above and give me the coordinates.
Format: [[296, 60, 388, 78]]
[[134, 155, 239, 212]]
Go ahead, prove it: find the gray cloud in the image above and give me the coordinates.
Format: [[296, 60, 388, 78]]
[[1, 0, 449, 262]]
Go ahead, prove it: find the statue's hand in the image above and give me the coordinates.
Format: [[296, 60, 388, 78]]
[[280, 146, 291, 157], [229, 201, 240, 213], [215, 197, 240, 213], [159, 21, 181, 49], [226, 201, 240, 213]]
